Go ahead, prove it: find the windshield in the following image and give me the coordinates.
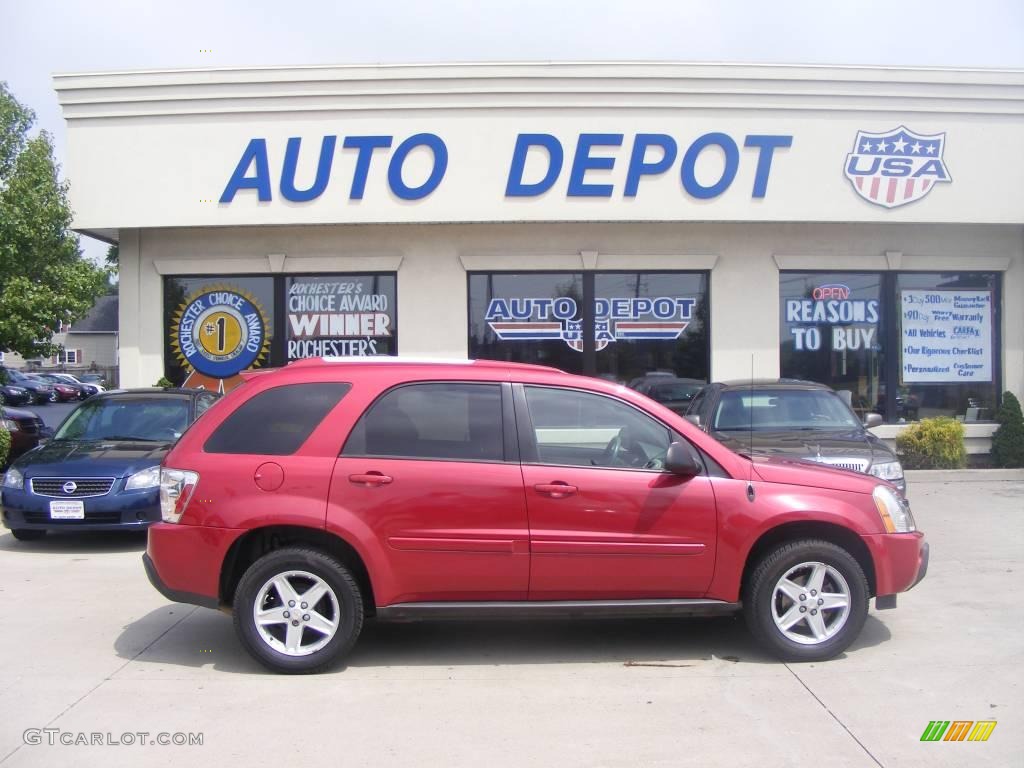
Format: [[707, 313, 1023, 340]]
[[55, 397, 190, 442], [712, 389, 862, 431], [650, 382, 703, 402]]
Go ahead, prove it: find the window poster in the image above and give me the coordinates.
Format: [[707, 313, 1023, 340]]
[[285, 275, 397, 360], [900, 290, 992, 383]]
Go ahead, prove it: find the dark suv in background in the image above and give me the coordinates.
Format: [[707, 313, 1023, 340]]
[[684, 379, 905, 494]]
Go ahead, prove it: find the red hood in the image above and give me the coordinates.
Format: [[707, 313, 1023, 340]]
[[751, 454, 879, 495]]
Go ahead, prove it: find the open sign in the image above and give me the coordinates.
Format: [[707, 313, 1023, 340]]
[[812, 284, 851, 301]]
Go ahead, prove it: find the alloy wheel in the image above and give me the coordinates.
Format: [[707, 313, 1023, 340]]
[[771, 561, 851, 645], [252, 570, 341, 657]]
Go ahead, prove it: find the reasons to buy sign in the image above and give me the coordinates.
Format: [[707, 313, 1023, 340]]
[[900, 290, 992, 383]]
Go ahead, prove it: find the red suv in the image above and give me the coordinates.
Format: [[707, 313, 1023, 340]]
[[144, 359, 927, 673]]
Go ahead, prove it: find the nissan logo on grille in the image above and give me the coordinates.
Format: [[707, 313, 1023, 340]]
[[62, 481, 78, 495]]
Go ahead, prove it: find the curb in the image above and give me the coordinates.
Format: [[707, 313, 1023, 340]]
[[905, 468, 1024, 484]]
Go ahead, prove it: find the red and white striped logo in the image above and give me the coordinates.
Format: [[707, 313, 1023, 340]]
[[844, 126, 951, 209]]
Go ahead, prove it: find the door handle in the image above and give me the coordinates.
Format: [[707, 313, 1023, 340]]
[[534, 482, 577, 498], [349, 472, 393, 487]]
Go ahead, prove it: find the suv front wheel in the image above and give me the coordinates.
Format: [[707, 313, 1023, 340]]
[[233, 548, 364, 674], [744, 539, 869, 662]]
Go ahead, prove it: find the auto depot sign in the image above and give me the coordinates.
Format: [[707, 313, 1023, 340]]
[[219, 131, 794, 204], [55, 64, 1024, 229]]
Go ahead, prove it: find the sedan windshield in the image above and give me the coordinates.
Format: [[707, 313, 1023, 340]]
[[712, 389, 862, 431], [55, 398, 190, 442]]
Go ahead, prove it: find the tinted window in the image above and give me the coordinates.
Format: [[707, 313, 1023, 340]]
[[204, 383, 350, 455], [524, 387, 671, 469], [343, 383, 503, 462]]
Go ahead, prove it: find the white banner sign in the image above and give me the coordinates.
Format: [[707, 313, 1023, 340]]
[[900, 290, 993, 383]]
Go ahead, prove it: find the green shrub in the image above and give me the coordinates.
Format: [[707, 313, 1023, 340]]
[[991, 391, 1024, 468], [0, 424, 10, 469], [154, 376, 174, 388], [895, 417, 967, 470]]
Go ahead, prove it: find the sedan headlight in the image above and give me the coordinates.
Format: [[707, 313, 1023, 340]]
[[125, 465, 161, 490], [872, 485, 916, 533], [159, 468, 199, 523], [2, 418, 19, 432], [869, 460, 904, 482], [3, 467, 24, 490]]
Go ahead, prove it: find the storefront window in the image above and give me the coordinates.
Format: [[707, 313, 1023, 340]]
[[780, 270, 1000, 423], [164, 276, 275, 390], [468, 271, 709, 382], [285, 275, 396, 361], [468, 272, 585, 374], [896, 272, 999, 421], [594, 272, 709, 384], [164, 272, 396, 391], [779, 272, 884, 418]]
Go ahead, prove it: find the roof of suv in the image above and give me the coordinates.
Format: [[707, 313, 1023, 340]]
[[717, 379, 829, 390], [284, 357, 566, 374]]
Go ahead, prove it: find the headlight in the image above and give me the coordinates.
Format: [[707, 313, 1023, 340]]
[[159, 468, 199, 523], [2, 418, 19, 432], [3, 467, 24, 489], [869, 460, 904, 482], [125, 465, 161, 490], [872, 485, 916, 533]]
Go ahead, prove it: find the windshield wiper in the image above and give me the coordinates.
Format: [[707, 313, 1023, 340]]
[[100, 435, 162, 442]]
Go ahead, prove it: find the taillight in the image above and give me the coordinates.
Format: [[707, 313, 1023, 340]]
[[160, 468, 199, 523]]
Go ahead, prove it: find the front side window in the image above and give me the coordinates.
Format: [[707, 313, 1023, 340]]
[[204, 383, 350, 455], [524, 386, 672, 470], [56, 397, 191, 442], [343, 383, 503, 462]]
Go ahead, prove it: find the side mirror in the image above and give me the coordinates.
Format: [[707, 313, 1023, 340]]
[[863, 413, 883, 429], [684, 414, 701, 428], [664, 442, 701, 478]]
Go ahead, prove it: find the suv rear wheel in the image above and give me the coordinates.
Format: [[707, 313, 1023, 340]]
[[744, 539, 868, 662], [233, 548, 364, 674]]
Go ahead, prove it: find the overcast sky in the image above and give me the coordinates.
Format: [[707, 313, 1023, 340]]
[[2, 0, 1022, 263]]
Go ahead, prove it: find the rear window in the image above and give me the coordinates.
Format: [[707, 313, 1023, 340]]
[[342, 383, 503, 462], [204, 382, 351, 455]]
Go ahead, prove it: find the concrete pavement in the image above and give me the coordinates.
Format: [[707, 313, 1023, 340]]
[[0, 471, 1021, 767]]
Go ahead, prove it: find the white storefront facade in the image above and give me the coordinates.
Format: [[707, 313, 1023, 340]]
[[55, 63, 1023, 451]]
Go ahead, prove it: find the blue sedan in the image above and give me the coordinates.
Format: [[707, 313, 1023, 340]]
[[1, 388, 219, 541]]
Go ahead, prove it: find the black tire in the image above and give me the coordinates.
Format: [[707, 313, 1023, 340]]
[[10, 529, 46, 541], [744, 539, 869, 662], [233, 547, 364, 674]]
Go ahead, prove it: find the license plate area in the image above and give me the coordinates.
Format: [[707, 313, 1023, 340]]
[[49, 501, 85, 520]]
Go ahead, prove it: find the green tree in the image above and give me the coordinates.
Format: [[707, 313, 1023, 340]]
[[0, 83, 109, 357], [991, 391, 1024, 468], [106, 243, 118, 267]]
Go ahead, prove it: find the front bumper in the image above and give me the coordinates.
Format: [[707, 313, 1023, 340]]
[[1, 483, 160, 532], [862, 531, 928, 598]]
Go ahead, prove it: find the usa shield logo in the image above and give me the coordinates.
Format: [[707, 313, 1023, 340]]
[[844, 126, 951, 208]]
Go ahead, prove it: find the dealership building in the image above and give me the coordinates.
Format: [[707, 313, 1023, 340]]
[[55, 62, 1023, 451]]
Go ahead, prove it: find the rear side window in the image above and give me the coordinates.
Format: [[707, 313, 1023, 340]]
[[343, 383, 503, 462], [204, 383, 351, 455]]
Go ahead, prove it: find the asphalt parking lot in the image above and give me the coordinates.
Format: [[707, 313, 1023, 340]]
[[0, 471, 1021, 767]]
